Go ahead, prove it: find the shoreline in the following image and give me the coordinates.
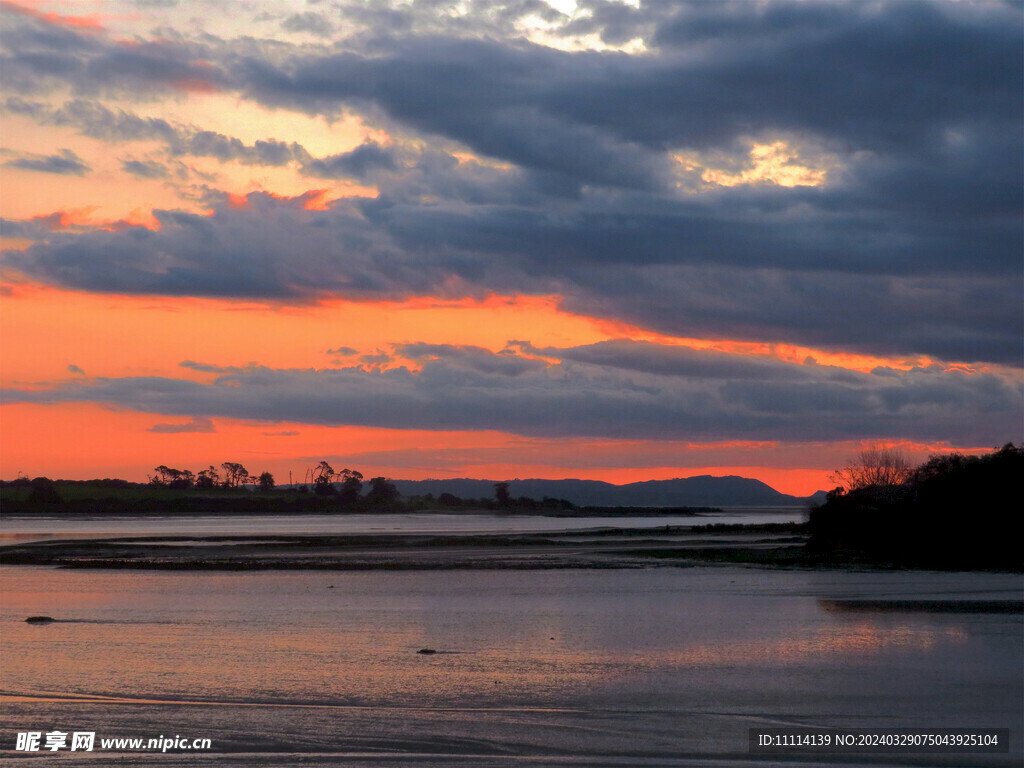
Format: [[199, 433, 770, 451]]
[[2, 524, 1019, 573], [0, 524, 806, 570]]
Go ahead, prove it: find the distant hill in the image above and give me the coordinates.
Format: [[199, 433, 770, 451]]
[[392, 476, 822, 508]]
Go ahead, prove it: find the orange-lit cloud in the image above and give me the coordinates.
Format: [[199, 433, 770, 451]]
[[589, 315, 938, 374], [1, 0, 105, 30], [171, 77, 220, 95], [700, 141, 834, 188], [29, 207, 160, 232], [0, 284, 610, 384]]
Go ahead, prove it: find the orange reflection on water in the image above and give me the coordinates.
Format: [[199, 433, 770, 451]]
[[645, 622, 970, 670]]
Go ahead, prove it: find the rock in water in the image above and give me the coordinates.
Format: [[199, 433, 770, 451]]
[[25, 616, 56, 623], [417, 648, 436, 654]]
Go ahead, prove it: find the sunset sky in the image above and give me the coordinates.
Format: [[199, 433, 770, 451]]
[[1, 0, 1021, 496]]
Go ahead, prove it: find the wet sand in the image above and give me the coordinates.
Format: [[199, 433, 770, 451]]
[[0, 526, 808, 570]]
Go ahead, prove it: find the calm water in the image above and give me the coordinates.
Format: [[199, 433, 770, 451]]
[[0, 509, 805, 543], [1, 564, 1020, 766]]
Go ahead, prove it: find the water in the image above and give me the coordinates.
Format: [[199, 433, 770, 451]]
[[0, 509, 805, 543], [1, 564, 1020, 766]]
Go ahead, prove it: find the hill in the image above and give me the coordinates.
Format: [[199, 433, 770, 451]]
[[392, 476, 819, 507]]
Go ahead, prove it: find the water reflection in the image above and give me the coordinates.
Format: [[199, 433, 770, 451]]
[[2, 566, 1020, 765], [0, 510, 806, 542]]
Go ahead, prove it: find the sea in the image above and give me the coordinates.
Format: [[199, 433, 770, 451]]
[[1, 511, 1021, 766]]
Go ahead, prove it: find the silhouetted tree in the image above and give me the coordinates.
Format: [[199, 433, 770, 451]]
[[365, 476, 399, 506], [195, 466, 220, 489], [221, 462, 249, 488], [494, 481, 511, 507], [437, 492, 461, 506], [150, 466, 193, 488], [809, 444, 1023, 568], [258, 471, 276, 492], [313, 461, 336, 496], [829, 447, 913, 492], [27, 477, 62, 504], [337, 468, 363, 505]]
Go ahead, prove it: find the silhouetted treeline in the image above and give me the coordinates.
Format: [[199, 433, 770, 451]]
[[808, 444, 1022, 569], [1, 466, 571, 515], [413, 489, 577, 512]]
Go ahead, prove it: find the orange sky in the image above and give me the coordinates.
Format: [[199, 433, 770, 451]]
[[0, 259, 1003, 496], [1, 0, 1019, 500]]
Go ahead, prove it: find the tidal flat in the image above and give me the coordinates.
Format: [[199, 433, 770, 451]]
[[1, 515, 1021, 766]]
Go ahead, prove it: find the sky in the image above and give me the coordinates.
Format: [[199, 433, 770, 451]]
[[1, 0, 1021, 496]]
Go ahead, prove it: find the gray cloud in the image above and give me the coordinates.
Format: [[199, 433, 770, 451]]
[[3, 342, 1020, 445], [5, 188, 1018, 363], [148, 415, 217, 433], [5, 149, 90, 175], [302, 142, 398, 178], [1, 0, 1020, 365], [122, 159, 169, 178], [282, 12, 335, 37]]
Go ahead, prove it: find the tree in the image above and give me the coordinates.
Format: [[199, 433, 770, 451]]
[[258, 471, 276, 492], [313, 461, 336, 496], [365, 476, 399, 506], [170, 469, 194, 489], [27, 477, 62, 504], [195, 466, 220, 489], [221, 462, 249, 488], [337, 468, 363, 505], [494, 481, 511, 507], [150, 466, 193, 488], [828, 447, 913, 492], [149, 465, 172, 486]]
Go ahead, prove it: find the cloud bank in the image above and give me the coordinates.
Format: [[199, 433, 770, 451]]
[[4, 341, 1019, 444], [1, 0, 1021, 372]]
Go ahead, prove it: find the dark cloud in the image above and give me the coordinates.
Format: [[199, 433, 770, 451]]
[[0, 13, 223, 98], [302, 142, 398, 179], [4, 185, 1020, 363], [67, 364, 85, 375], [5, 149, 89, 175], [3, 98, 181, 144], [359, 352, 393, 365], [122, 159, 169, 178], [4, 342, 1019, 444], [281, 12, 334, 37], [529, 339, 814, 382], [185, 131, 308, 166], [179, 360, 235, 373], [326, 346, 359, 357], [148, 415, 216, 433], [1, 0, 1020, 366]]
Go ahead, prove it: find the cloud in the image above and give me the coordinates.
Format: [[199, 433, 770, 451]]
[[148, 415, 216, 433], [67, 364, 85, 375], [121, 158, 169, 178], [5, 185, 1019, 364], [281, 12, 334, 37], [3, 98, 312, 167], [1, 0, 1020, 365], [5, 149, 90, 175], [302, 142, 398, 179], [5, 342, 1020, 445]]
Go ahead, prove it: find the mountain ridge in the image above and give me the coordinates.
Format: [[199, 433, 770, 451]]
[[391, 475, 825, 508]]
